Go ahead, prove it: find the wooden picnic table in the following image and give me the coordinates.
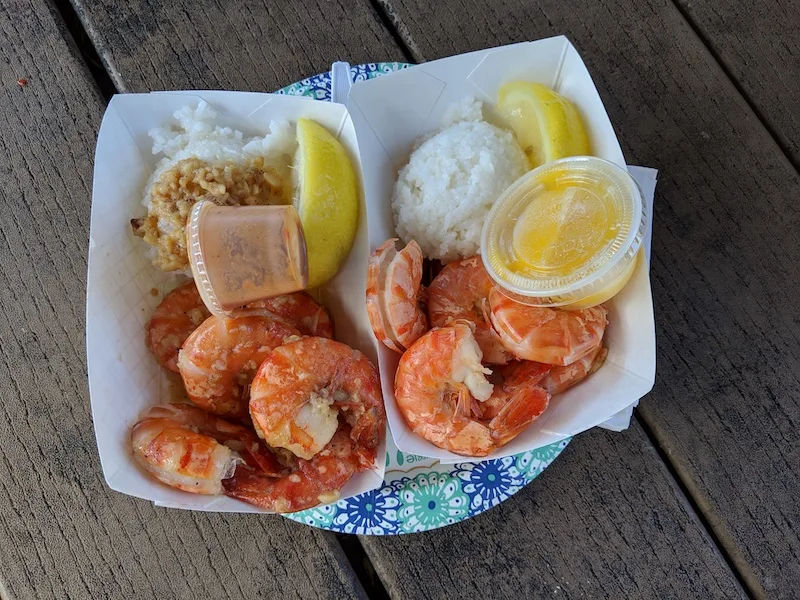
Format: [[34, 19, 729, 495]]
[[0, 0, 797, 598]]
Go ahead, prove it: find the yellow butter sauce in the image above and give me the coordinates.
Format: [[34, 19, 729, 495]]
[[482, 157, 645, 309]]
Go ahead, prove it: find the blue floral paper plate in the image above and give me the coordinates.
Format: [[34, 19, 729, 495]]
[[278, 63, 570, 534]]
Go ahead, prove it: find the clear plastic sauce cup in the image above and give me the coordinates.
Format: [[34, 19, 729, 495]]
[[186, 201, 308, 316], [481, 156, 646, 309]]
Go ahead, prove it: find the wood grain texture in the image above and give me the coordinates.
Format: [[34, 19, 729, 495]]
[[362, 424, 745, 599], [674, 0, 800, 164], [0, 2, 366, 599], [70, 0, 407, 92], [20, 0, 794, 597], [375, 0, 800, 596]]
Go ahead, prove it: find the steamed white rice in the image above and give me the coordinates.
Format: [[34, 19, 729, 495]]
[[143, 101, 296, 207], [392, 97, 528, 263]]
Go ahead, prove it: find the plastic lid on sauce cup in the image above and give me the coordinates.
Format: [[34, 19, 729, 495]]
[[186, 201, 308, 317], [481, 156, 646, 308]]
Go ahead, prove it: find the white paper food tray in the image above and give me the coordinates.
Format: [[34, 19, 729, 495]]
[[87, 91, 385, 512], [88, 37, 657, 512], [347, 36, 656, 462]]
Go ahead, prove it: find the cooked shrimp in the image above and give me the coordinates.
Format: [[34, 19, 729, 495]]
[[132, 417, 239, 495], [146, 280, 210, 371], [541, 346, 607, 395], [488, 288, 608, 365], [481, 360, 551, 420], [249, 337, 385, 460], [366, 238, 427, 352], [223, 423, 373, 513], [247, 291, 333, 338], [178, 315, 300, 422], [143, 403, 288, 474], [483, 347, 606, 419], [132, 404, 288, 495], [428, 256, 511, 364], [394, 321, 550, 457]]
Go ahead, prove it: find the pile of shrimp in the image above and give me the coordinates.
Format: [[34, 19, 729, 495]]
[[366, 239, 609, 458], [132, 282, 385, 513]]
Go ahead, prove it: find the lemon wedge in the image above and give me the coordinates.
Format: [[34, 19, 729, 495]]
[[496, 82, 591, 168], [293, 118, 359, 288]]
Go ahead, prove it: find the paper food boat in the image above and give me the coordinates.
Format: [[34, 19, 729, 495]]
[[87, 92, 384, 512], [86, 36, 656, 513], [348, 36, 655, 463]]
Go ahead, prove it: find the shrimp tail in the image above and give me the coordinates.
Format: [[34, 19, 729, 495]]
[[489, 386, 550, 446], [158, 403, 289, 477], [222, 467, 286, 511], [224, 456, 358, 513], [499, 360, 551, 389], [353, 445, 378, 471], [347, 408, 383, 450], [541, 345, 607, 395]]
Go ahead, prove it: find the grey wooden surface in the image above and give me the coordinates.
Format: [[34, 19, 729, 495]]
[[674, 0, 800, 165], [363, 423, 746, 599], [0, 2, 367, 599], [373, 0, 800, 597], [69, 0, 406, 92], [1, 0, 798, 597], [65, 0, 760, 597]]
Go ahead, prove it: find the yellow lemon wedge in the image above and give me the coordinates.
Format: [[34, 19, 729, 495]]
[[293, 118, 359, 288], [496, 82, 591, 168]]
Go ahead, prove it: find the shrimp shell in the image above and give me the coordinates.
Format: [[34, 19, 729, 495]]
[[394, 322, 550, 457], [146, 280, 210, 372], [146, 403, 288, 475], [178, 315, 300, 422], [488, 288, 608, 366], [541, 346, 607, 395], [249, 337, 385, 460], [223, 423, 373, 513], [366, 238, 427, 352], [246, 291, 333, 338], [131, 405, 243, 495], [428, 256, 511, 364], [481, 360, 551, 420]]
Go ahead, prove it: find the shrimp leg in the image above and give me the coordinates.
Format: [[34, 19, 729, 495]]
[[223, 425, 367, 513], [488, 386, 549, 447]]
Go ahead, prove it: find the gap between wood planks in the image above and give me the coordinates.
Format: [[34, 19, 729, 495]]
[[47, 0, 767, 597], [53, 0, 116, 98], [668, 0, 800, 175], [634, 417, 759, 599], [373, 0, 800, 181]]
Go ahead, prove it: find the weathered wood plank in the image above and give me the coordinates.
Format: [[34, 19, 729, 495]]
[[362, 424, 745, 599], [70, 0, 407, 92], [0, 2, 367, 598], [375, 0, 800, 596], [674, 0, 800, 165], [67, 2, 780, 596]]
